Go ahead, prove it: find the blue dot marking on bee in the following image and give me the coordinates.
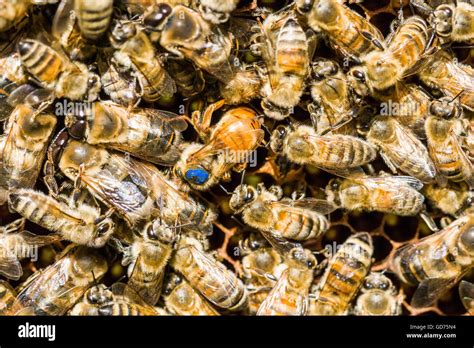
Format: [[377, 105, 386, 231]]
[[185, 168, 209, 185]]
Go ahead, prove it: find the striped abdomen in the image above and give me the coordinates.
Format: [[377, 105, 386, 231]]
[[17, 39, 64, 86], [276, 18, 309, 76], [98, 302, 157, 316], [315, 135, 377, 169], [312, 233, 373, 315], [173, 246, 247, 310], [274, 208, 329, 240], [75, 0, 113, 40]]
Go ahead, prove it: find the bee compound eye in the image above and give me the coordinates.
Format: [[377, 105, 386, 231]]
[[185, 168, 209, 185], [144, 4, 172, 29], [461, 227, 474, 252]]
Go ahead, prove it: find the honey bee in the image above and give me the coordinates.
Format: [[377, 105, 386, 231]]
[[118, 220, 177, 305], [53, 0, 114, 42], [17, 38, 101, 102], [252, 12, 315, 120], [348, 16, 431, 95], [270, 124, 377, 175], [429, 2, 474, 44], [366, 116, 436, 183], [240, 233, 285, 314], [0, 104, 57, 201], [170, 237, 248, 311], [198, 0, 238, 24], [230, 183, 336, 241], [308, 59, 358, 135], [423, 182, 473, 217], [390, 213, 474, 308], [9, 188, 115, 248], [309, 232, 373, 315], [166, 59, 205, 98], [352, 272, 403, 316], [164, 273, 220, 315], [70, 283, 162, 316], [0, 53, 28, 121], [45, 136, 216, 231], [295, 0, 384, 60], [418, 50, 474, 111], [325, 174, 425, 216], [257, 247, 317, 316], [14, 245, 108, 315], [425, 112, 474, 187], [65, 101, 188, 166], [0, 280, 22, 315], [143, 4, 260, 105], [0, 217, 58, 280], [109, 20, 176, 103], [175, 100, 264, 191], [459, 280, 474, 315]]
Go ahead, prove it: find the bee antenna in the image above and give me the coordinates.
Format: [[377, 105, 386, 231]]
[[91, 270, 99, 289], [450, 89, 464, 103], [231, 215, 246, 228], [240, 169, 246, 186]]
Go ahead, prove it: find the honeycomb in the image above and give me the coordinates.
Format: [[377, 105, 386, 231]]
[[0, 0, 473, 316]]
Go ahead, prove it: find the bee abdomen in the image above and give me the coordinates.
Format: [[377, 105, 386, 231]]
[[277, 19, 308, 75], [17, 40, 63, 84], [76, 0, 113, 40]]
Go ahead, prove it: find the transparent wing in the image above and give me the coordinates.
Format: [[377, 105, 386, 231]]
[[128, 254, 165, 306], [354, 175, 424, 191], [110, 282, 155, 309], [52, 0, 75, 42], [459, 280, 474, 315], [0, 247, 22, 280], [260, 230, 302, 256], [141, 108, 188, 132], [274, 198, 338, 214], [411, 277, 458, 308], [18, 231, 61, 247]]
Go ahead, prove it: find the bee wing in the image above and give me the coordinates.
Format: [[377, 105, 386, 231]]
[[354, 176, 424, 191], [0, 246, 22, 280], [110, 282, 155, 308], [260, 230, 302, 255], [275, 198, 338, 215], [459, 280, 474, 315], [51, 0, 75, 42], [18, 231, 61, 247], [141, 108, 188, 132], [3, 218, 25, 234], [257, 269, 308, 315], [128, 254, 165, 305], [411, 277, 458, 308]]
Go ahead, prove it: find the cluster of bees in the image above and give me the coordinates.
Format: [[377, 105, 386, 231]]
[[0, 0, 473, 316]]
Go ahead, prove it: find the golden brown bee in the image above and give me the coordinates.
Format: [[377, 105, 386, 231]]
[[418, 50, 474, 111], [53, 0, 113, 41], [0, 217, 58, 280], [309, 232, 373, 315], [45, 136, 216, 232], [0, 280, 22, 315], [390, 213, 474, 308], [308, 59, 357, 135], [144, 4, 260, 105], [65, 101, 188, 166], [166, 59, 205, 98], [109, 20, 176, 103], [459, 280, 474, 315], [164, 273, 220, 315], [423, 182, 473, 217], [118, 220, 177, 306], [170, 237, 248, 311], [197, 0, 238, 24], [9, 188, 115, 248], [295, 0, 384, 60], [429, 2, 474, 44], [352, 272, 403, 316], [348, 16, 430, 94], [0, 104, 57, 203], [240, 233, 285, 314], [230, 183, 336, 241], [257, 247, 317, 316], [175, 100, 264, 191], [325, 174, 425, 216], [252, 12, 315, 119], [17, 38, 101, 102], [366, 116, 436, 183], [270, 124, 377, 176], [14, 245, 108, 315], [70, 283, 162, 316], [0, 53, 28, 120], [425, 114, 474, 187]]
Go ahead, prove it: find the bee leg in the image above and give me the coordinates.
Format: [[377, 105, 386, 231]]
[[419, 208, 439, 232], [43, 150, 59, 198], [360, 31, 384, 51], [192, 99, 225, 139]]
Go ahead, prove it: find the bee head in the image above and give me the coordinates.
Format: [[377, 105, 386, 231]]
[[144, 220, 176, 245], [143, 3, 172, 32], [270, 125, 289, 154], [229, 184, 256, 213], [347, 67, 370, 97], [461, 225, 474, 254], [311, 59, 339, 80], [362, 272, 393, 293], [295, 0, 315, 13], [430, 5, 453, 38], [110, 20, 137, 46], [289, 247, 317, 270]]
